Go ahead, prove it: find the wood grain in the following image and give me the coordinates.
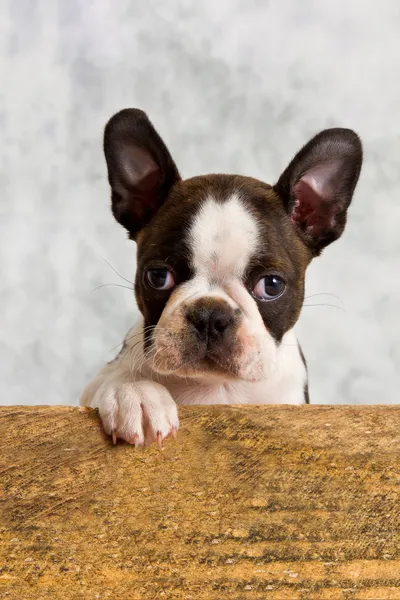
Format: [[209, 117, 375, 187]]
[[1, 405, 399, 599]]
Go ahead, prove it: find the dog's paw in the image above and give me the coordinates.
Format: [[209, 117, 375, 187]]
[[93, 380, 179, 447]]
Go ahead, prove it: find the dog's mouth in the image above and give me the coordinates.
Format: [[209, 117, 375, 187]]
[[148, 333, 266, 383], [151, 343, 235, 375], [192, 352, 239, 377]]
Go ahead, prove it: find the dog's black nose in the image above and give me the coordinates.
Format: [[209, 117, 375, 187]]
[[186, 304, 235, 342]]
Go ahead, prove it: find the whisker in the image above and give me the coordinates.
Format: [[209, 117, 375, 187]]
[[133, 343, 155, 380], [129, 341, 147, 380], [101, 257, 134, 285], [304, 292, 344, 306], [108, 325, 157, 353], [302, 303, 345, 312], [93, 283, 133, 292], [117, 339, 143, 366], [109, 325, 179, 355], [151, 348, 163, 374]]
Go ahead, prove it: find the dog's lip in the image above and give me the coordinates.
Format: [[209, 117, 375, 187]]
[[171, 353, 233, 375], [175, 358, 240, 381], [200, 352, 236, 375]]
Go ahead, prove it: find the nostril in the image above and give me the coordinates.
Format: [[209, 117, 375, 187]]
[[187, 308, 209, 335], [209, 310, 234, 338], [213, 315, 231, 332]]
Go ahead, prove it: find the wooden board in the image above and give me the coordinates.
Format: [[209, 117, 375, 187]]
[[1, 405, 399, 599]]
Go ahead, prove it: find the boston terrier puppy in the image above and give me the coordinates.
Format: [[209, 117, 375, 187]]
[[80, 109, 362, 447]]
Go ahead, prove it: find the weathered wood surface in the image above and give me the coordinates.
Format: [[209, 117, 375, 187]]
[[0, 405, 399, 599]]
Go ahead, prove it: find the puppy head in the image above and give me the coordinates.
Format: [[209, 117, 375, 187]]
[[104, 109, 362, 382]]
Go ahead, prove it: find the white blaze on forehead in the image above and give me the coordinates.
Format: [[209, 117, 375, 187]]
[[188, 195, 259, 282]]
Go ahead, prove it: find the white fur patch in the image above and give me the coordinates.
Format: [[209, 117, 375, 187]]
[[188, 195, 259, 283]]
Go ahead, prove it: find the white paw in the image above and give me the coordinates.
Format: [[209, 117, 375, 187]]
[[93, 380, 179, 447]]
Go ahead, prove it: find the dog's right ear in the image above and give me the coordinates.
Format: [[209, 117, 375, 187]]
[[103, 109, 180, 238]]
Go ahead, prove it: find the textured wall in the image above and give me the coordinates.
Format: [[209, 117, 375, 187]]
[[1, 0, 399, 405]]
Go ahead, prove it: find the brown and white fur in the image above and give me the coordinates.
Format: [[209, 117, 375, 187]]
[[80, 109, 362, 447]]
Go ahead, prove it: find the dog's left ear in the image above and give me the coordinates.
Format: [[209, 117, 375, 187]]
[[274, 128, 362, 255], [104, 109, 181, 238]]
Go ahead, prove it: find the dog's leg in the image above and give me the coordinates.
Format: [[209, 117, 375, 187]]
[[79, 324, 179, 446]]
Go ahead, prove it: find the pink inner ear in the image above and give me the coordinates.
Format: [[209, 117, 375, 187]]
[[115, 147, 161, 219], [121, 146, 161, 192], [291, 168, 337, 235]]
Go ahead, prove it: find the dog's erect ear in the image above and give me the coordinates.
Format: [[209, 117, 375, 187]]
[[103, 109, 180, 238], [274, 128, 362, 255]]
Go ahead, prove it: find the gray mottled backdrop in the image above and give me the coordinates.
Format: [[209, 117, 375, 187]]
[[1, 0, 399, 405]]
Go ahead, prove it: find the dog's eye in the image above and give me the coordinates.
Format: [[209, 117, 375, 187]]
[[146, 268, 175, 291], [253, 275, 285, 300]]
